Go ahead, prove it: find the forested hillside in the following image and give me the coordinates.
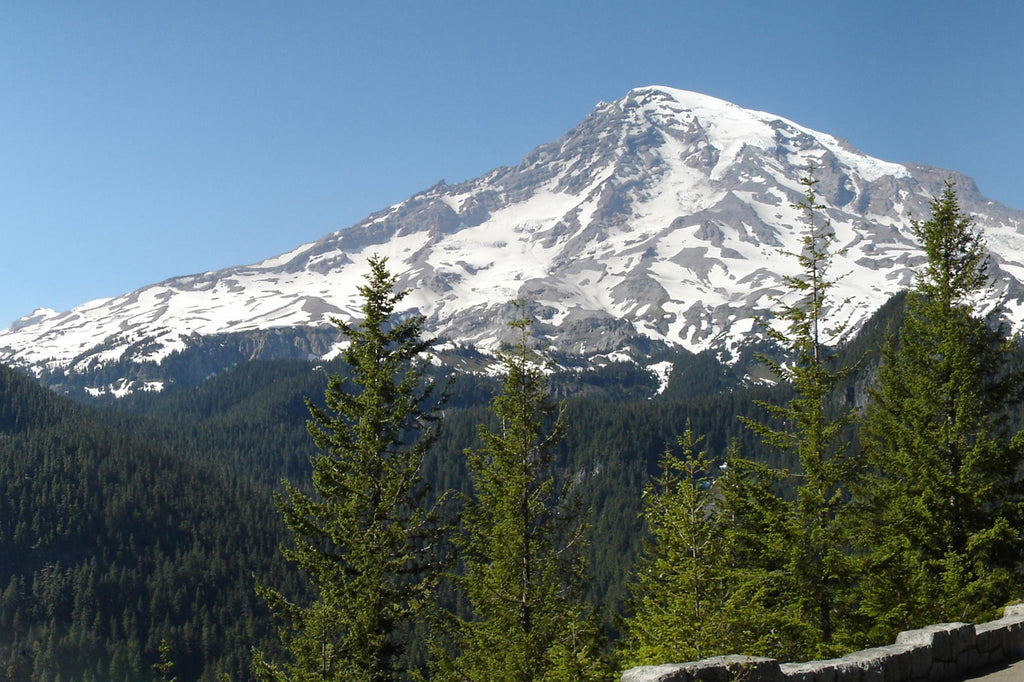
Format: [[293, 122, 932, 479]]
[[0, 364, 302, 680], [0, 331, 793, 679], [107, 341, 805, 622], [0, 273, 1010, 679]]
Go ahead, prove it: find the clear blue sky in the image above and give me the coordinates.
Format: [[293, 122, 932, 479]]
[[2, 1, 1022, 328]]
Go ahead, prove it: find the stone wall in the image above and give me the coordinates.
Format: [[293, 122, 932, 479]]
[[621, 604, 1024, 682]]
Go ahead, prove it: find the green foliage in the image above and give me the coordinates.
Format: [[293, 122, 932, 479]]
[[253, 256, 447, 681], [734, 170, 863, 659], [155, 638, 178, 681], [858, 181, 1024, 634], [433, 312, 611, 682], [89, 321, 798, 672], [712, 447, 806, 659], [620, 423, 731, 665], [0, 364, 293, 681]]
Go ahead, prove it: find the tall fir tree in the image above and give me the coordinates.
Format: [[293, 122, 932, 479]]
[[620, 423, 731, 666], [858, 181, 1024, 635], [431, 311, 609, 682], [713, 444, 803, 659], [253, 255, 446, 681], [739, 169, 862, 658]]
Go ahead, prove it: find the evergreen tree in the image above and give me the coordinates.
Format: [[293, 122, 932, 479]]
[[432, 312, 609, 682], [253, 255, 446, 681], [712, 445, 802, 659], [620, 423, 730, 666], [739, 169, 862, 658], [858, 181, 1024, 634]]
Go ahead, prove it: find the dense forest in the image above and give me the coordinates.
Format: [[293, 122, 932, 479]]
[[0, 287, 935, 680], [0, 317, 805, 679], [2, 185, 1022, 680], [0, 362, 301, 680]]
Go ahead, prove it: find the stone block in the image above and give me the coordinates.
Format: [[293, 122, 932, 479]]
[[780, 660, 837, 682], [949, 624, 975, 663], [974, 620, 1006, 657], [895, 623, 973, 663], [926, 660, 948, 682], [905, 643, 933, 681], [954, 647, 978, 676], [1006, 619, 1024, 657], [881, 644, 917, 682], [824, 658, 864, 682], [684, 655, 783, 682], [620, 664, 690, 682], [836, 647, 890, 681]]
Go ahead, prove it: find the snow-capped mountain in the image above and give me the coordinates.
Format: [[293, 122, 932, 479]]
[[4, 86, 1024, 396]]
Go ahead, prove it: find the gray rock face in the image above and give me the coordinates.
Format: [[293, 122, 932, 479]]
[[4, 86, 1024, 395]]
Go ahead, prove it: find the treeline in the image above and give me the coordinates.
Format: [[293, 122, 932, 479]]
[[2, 180, 1022, 679]]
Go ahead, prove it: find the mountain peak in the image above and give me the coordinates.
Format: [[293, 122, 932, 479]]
[[628, 85, 751, 112], [620, 85, 909, 184]]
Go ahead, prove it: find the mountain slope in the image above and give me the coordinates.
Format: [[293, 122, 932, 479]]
[[4, 86, 1024, 396]]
